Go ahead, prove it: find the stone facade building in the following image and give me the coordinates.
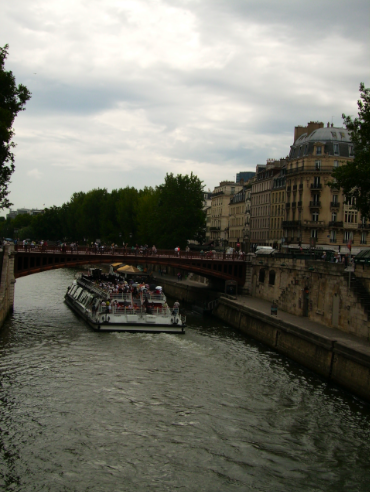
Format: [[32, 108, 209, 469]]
[[270, 168, 286, 248], [283, 121, 367, 249], [210, 181, 242, 247], [250, 160, 285, 246], [229, 187, 245, 250]]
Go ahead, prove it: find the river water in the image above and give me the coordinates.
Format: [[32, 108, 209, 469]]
[[1, 269, 369, 491]]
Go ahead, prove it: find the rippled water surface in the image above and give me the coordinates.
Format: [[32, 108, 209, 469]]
[[1, 269, 370, 491]]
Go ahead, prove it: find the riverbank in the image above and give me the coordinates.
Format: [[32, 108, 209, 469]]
[[157, 272, 370, 403]]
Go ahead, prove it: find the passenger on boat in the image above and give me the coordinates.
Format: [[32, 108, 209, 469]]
[[173, 301, 180, 314]]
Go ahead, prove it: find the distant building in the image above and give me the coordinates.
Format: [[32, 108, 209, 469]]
[[236, 171, 255, 184], [6, 208, 44, 219], [210, 181, 243, 247], [250, 159, 285, 246], [270, 167, 286, 247]]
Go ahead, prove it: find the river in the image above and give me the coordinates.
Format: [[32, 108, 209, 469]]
[[0, 269, 369, 491]]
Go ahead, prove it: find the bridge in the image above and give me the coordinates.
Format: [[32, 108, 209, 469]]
[[13, 246, 248, 287]]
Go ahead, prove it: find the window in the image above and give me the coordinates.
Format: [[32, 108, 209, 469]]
[[316, 146, 322, 155], [331, 131, 337, 138], [349, 145, 354, 156], [311, 229, 318, 239], [304, 144, 308, 155], [333, 143, 339, 155], [259, 269, 265, 283], [313, 193, 320, 205], [361, 232, 367, 244], [345, 196, 356, 206], [312, 212, 319, 222], [333, 160, 339, 168], [344, 231, 354, 242], [345, 211, 357, 223], [269, 270, 276, 286], [315, 160, 321, 170], [332, 212, 337, 222], [313, 176, 320, 187], [332, 194, 338, 204], [330, 230, 337, 242]]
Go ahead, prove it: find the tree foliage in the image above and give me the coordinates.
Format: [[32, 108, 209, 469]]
[[0, 173, 206, 247], [332, 83, 370, 218], [0, 44, 31, 209], [151, 173, 205, 248]]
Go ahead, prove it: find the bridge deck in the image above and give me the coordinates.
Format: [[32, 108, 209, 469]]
[[14, 247, 248, 285]]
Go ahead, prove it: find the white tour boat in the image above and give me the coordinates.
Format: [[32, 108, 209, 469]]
[[65, 272, 186, 333]]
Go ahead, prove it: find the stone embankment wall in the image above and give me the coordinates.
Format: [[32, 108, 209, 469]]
[[0, 244, 16, 328], [214, 297, 370, 402], [151, 275, 218, 304], [249, 258, 370, 340]]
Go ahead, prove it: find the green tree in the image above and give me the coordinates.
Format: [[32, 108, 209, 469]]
[[152, 173, 205, 248], [332, 83, 370, 218], [116, 187, 141, 244], [0, 44, 31, 208]]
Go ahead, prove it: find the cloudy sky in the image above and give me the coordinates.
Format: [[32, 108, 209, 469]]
[[1, 0, 369, 212]]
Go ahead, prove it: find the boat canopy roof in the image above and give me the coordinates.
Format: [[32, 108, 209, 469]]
[[117, 265, 141, 273]]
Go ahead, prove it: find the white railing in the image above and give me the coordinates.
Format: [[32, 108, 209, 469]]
[[145, 293, 166, 302], [110, 293, 132, 301], [97, 305, 172, 317]]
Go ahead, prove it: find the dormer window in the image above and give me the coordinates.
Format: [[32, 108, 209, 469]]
[[304, 144, 308, 155], [316, 146, 322, 155]]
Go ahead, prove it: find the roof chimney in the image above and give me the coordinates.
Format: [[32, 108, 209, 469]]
[[327, 122, 330, 127]]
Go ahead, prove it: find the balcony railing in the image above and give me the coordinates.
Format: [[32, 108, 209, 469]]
[[329, 221, 343, 227], [292, 201, 296, 208], [310, 183, 322, 190], [330, 239, 337, 243], [303, 220, 326, 228], [309, 201, 321, 208], [330, 201, 340, 208], [282, 220, 301, 228], [293, 185, 297, 191], [358, 223, 370, 229], [286, 165, 336, 175], [286, 166, 305, 175]]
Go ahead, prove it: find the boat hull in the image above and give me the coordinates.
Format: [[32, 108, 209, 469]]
[[65, 294, 185, 334]]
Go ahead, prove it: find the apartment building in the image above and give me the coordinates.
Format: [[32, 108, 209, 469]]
[[210, 181, 242, 247], [250, 160, 285, 246], [229, 187, 245, 249], [270, 168, 286, 248], [283, 121, 365, 248]]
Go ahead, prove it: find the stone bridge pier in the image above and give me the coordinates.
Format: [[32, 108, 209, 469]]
[[0, 244, 16, 327]]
